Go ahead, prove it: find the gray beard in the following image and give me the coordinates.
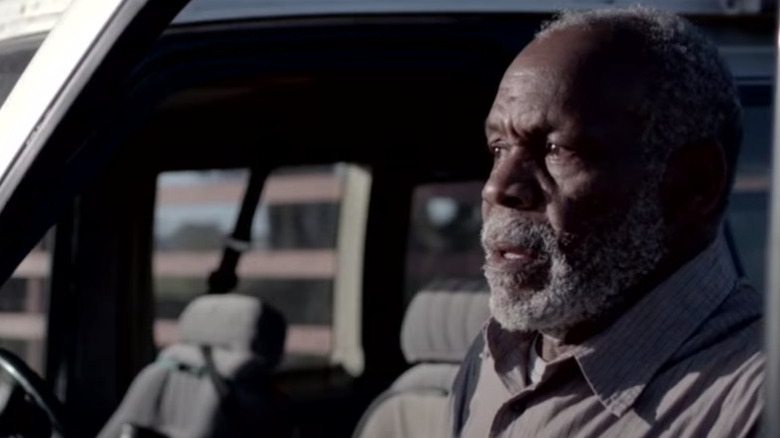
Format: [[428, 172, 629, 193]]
[[481, 180, 667, 336]]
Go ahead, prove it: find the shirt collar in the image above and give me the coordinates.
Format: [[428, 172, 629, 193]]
[[574, 231, 738, 416]]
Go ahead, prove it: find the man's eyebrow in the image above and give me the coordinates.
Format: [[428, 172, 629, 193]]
[[485, 119, 502, 134]]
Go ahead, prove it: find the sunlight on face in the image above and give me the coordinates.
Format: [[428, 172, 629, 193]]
[[481, 176, 668, 336]]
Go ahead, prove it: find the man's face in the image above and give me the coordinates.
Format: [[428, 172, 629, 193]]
[[481, 27, 669, 335]]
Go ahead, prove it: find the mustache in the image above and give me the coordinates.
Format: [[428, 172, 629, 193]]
[[480, 211, 560, 259]]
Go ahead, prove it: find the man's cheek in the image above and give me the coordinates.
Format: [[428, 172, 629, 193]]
[[546, 175, 604, 234], [481, 201, 494, 227], [546, 201, 589, 236]]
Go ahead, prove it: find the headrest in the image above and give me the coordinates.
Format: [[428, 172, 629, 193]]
[[400, 279, 490, 363], [178, 294, 286, 368]]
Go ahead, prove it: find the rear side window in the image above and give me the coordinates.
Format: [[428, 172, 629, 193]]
[[405, 181, 484, 303], [153, 166, 345, 369]]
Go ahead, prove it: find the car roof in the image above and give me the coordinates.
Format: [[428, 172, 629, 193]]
[[0, 0, 771, 45], [170, 0, 766, 24]]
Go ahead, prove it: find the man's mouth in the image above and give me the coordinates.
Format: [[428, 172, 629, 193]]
[[487, 245, 545, 268], [484, 244, 550, 289], [500, 249, 535, 261]]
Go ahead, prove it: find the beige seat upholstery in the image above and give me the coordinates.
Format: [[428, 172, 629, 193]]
[[98, 294, 287, 438], [352, 280, 489, 438]]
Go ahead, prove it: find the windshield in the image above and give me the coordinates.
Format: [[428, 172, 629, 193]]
[[0, 36, 39, 107], [0, 0, 73, 109]]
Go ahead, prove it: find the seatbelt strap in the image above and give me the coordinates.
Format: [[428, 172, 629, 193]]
[[200, 346, 232, 402], [200, 345, 255, 435], [207, 169, 267, 294], [451, 333, 485, 437]]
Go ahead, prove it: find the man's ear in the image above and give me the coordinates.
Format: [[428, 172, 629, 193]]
[[660, 140, 728, 225]]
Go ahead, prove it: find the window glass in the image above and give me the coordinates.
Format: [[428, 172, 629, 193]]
[[728, 103, 771, 292], [0, 230, 54, 374], [0, 38, 39, 107], [0, 0, 73, 110], [406, 181, 484, 302], [154, 166, 344, 368]]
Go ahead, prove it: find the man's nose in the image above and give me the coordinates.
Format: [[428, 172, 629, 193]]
[[482, 157, 544, 211]]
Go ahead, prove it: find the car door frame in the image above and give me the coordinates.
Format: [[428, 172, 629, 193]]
[[0, 0, 191, 285], [0, 0, 194, 433]]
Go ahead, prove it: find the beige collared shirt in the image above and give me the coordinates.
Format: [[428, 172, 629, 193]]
[[461, 234, 763, 438]]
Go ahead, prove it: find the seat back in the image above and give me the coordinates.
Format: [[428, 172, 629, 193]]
[[353, 280, 489, 438], [98, 294, 287, 438]]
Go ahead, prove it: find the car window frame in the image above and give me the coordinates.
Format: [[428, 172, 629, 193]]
[[763, 11, 780, 435], [0, 0, 192, 285]]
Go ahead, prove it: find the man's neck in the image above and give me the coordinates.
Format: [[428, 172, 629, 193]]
[[538, 333, 573, 362]]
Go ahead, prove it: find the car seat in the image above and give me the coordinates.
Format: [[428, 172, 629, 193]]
[[352, 280, 489, 438], [98, 294, 287, 438]]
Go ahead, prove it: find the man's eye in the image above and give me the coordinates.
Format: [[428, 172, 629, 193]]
[[489, 145, 505, 157], [545, 142, 574, 161]]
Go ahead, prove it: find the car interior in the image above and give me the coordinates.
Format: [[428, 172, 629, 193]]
[[0, 9, 773, 438]]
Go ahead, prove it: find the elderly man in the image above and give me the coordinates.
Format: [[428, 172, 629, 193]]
[[452, 8, 763, 438]]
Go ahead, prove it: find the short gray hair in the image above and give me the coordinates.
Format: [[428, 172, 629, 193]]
[[539, 8, 742, 208]]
